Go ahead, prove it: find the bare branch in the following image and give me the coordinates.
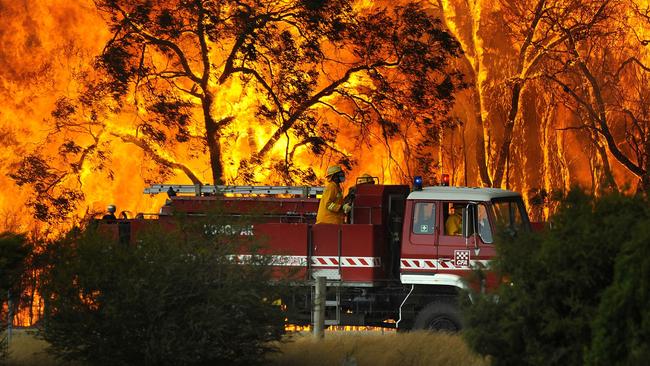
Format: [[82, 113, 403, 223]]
[[564, 29, 646, 177], [616, 56, 650, 78], [113, 4, 202, 84], [230, 66, 286, 117], [256, 60, 399, 158], [111, 132, 202, 184]]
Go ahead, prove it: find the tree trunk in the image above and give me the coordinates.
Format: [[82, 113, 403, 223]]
[[436, 0, 491, 187], [571, 42, 645, 183], [473, 87, 492, 187], [595, 136, 617, 192], [642, 137, 650, 192], [587, 127, 617, 194], [438, 124, 444, 179], [540, 103, 551, 220], [203, 93, 224, 185], [462, 122, 468, 186], [492, 81, 522, 188], [556, 131, 571, 194]]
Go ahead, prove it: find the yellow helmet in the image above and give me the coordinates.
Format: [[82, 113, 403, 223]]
[[357, 173, 374, 184], [326, 165, 343, 177]]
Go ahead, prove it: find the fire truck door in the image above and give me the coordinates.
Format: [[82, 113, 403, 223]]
[[438, 202, 495, 279], [437, 202, 472, 273], [469, 203, 497, 287], [400, 201, 437, 274]]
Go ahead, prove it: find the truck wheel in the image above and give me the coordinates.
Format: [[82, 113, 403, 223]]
[[413, 301, 462, 332]]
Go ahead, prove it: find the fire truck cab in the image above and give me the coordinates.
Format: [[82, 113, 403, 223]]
[[99, 179, 530, 331], [395, 186, 529, 330]]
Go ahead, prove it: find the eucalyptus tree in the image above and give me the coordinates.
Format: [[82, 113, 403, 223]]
[[11, 0, 464, 221], [543, 0, 650, 191]]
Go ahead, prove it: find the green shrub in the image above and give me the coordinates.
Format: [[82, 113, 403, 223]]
[[0, 232, 31, 361], [37, 213, 286, 366], [586, 217, 650, 365], [462, 189, 648, 366]]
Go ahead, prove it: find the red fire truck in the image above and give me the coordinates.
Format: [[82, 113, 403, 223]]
[[104, 177, 531, 331]]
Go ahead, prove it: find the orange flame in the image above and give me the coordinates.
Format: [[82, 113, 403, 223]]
[[4, 0, 650, 326]]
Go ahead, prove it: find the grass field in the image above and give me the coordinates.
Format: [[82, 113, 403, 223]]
[[267, 331, 489, 366], [5, 328, 488, 366], [4, 328, 79, 366]]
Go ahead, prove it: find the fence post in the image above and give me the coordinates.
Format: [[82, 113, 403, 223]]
[[313, 276, 325, 339]]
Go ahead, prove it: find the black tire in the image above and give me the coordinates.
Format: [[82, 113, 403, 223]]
[[412, 301, 462, 332]]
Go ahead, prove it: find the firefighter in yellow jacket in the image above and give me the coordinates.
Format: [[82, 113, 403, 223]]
[[316, 165, 349, 224]]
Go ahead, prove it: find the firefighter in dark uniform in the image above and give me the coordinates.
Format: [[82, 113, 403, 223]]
[[102, 204, 117, 220]]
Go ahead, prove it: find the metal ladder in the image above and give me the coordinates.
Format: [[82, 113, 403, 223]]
[[325, 284, 342, 326], [312, 281, 342, 326], [144, 184, 324, 197]]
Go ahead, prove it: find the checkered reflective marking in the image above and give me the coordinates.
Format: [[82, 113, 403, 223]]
[[454, 250, 470, 267]]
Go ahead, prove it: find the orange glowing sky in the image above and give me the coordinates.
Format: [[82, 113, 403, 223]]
[[2, 0, 650, 232]]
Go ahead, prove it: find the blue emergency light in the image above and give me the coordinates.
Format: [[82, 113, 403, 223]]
[[413, 176, 423, 191]]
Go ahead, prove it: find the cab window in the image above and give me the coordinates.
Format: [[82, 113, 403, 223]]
[[412, 202, 435, 234], [491, 198, 529, 233], [477, 204, 493, 243], [443, 202, 464, 236]]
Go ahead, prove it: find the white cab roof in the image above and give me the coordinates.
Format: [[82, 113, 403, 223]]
[[407, 186, 521, 202]]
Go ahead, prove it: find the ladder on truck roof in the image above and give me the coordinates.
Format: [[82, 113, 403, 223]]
[[144, 184, 325, 197]]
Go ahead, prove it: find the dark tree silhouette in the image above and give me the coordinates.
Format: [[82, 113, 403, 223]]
[[11, 1, 464, 222], [90, 0, 463, 184]]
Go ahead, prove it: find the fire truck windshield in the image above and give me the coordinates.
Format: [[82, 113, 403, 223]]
[[491, 198, 530, 234]]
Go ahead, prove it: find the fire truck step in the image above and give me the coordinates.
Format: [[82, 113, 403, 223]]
[[324, 286, 341, 325], [311, 280, 342, 326]]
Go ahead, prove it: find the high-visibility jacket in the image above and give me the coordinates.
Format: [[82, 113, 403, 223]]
[[316, 181, 344, 224], [445, 212, 462, 235]]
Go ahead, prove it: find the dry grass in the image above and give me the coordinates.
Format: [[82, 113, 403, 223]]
[[4, 328, 488, 366], [4, 329, 56, 366], [3, 328, 84, 366], [268, 331, 490, 366]]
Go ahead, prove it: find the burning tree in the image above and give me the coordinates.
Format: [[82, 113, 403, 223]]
[[543, 0, 650, 191], [430, 0, 650, 210], [10, 0, 464, 222], [8, 0, 650, 227], [438, 0, 620, 188]]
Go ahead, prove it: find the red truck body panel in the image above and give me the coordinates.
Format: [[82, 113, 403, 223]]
[[310, 224, 388, 283], [100, 184, 527, 291], [161, 196, 320, 223], [103, 184, 410, 285], [95, 183, 534, 330]]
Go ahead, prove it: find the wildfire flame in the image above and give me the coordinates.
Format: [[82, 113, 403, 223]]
[[2, 0, 650, 326], [1, 0, 448, 233]]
